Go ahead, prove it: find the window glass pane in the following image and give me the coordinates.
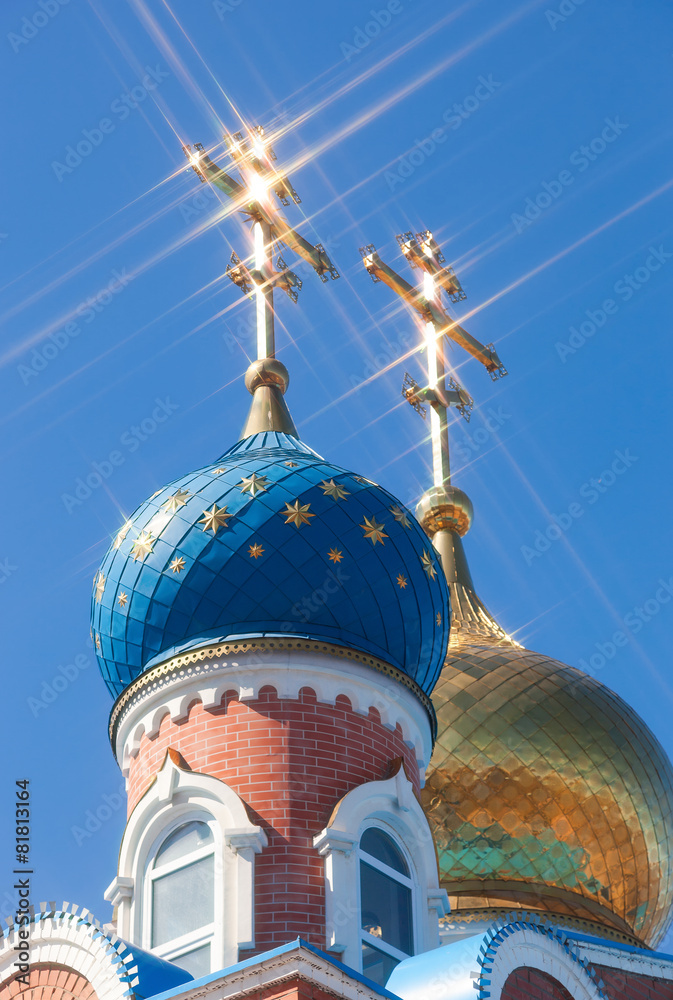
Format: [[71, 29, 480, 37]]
[[360, 828, 409, 875], [360, 861, 412, 955], [155, 821, 213, 868], [171, 943, 211, 979], [152, 855, 214, 946], [362, 941, 399, 987]]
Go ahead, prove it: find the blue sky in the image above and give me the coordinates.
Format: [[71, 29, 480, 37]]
[[1, 0, 673, 948]]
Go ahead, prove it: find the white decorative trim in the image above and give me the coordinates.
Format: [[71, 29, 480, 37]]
[[388, 914, 617, 1000], [474, 914, 609, 1000], [106, 751, 267, 970], [105, 876, 133, 909], [146, 940, 394, 1000], [313, 760, 448, 973], [114, 649, 432, 783], [0, 905, 140, 998], [485, 928, 603, 999], [567, 933, 673, 983]]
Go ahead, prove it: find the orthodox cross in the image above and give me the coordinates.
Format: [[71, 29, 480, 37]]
[[183, 126, 339, 362], [360, 231, 507, 488]]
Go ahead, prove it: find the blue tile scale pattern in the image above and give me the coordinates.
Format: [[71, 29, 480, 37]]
[[91, 431, 450, 700]]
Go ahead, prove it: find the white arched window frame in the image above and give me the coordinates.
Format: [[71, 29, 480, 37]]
[[358, 821, 418, 985], [143, 814, 219, 978], [105, 750, 267, 973], [313, 759, 448, 979]]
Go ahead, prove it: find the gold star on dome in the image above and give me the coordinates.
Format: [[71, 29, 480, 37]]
[[199, 504, 233, 535], [282, 500, 314, 528], [248, 543, 265, 559], [162, 489, 190, 512], [212, 468, 226, 474], [95, 634, 101, 650], [285, 461, 298, 467], [149, 490, 162, 500], [131, 531, 155, 561], [354, 475, 376, 486], [421, 550, 437, 579], [113, 520, 132, 549], [328, 547, 343, 563], [94, 573, 106, 602], [390, 506, 411, 529], [170, 556, 186, 574], [239, 473, 269, 497], [117, 592, 128, 608], [436, 612, 442, 626], [320, 479, 350, 502], [360, 516, 388, 546], [396, 573, 408, 589]]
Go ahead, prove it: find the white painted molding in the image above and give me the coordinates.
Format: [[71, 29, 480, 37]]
[[483, 923, 605, 999], [313, 761, 448, 973], [0, 907, 139, 999], [388, 915, 615, 1000], [113, 648, 432, 784], [104, 875, 133, 908], [106, 750, 267, 969], [143, 940, 395, 1000], [567, 933, 673, 983], [313, 831, 358, 857]]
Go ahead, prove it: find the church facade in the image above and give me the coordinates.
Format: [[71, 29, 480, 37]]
[[2, 126, 673, 1000]]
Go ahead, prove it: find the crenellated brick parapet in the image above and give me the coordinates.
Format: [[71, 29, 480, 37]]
[[110, 644, 434, 955]]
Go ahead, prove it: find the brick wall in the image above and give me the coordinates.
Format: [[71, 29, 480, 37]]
[[502, 964, 673, 999], [501, 966, 573, 1000], [0, 964, 98, 998], [596, 965, 673, 999], [126, 686, 420, 952], [235, 975, 370, 1000]]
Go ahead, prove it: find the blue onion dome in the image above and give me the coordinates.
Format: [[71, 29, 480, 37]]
[[90, 362, 449, 702]]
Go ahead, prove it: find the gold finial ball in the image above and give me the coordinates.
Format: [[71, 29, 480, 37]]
[[244, 358, 290, 395], [415, 485, 473, 537]]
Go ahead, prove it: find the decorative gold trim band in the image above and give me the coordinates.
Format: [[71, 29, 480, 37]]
[[108, 637, 437, 749], [442, 879, 643, 945], [441, 906, 643, 949]]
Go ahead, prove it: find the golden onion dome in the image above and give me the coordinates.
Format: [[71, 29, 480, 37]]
[[418, 490, 673, 948]]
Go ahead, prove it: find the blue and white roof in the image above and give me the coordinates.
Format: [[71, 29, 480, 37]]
[[91, 431, 449, 700]]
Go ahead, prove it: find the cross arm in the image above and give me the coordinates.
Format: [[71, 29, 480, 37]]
[[397, 231, 466, 303]]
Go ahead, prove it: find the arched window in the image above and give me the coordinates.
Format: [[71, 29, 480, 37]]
[[359, 827, 414, 986], [148, 820, 215, 978]]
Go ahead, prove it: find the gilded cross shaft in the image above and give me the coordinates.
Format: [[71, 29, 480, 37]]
[[183, 126, 338, 364], [360, 229, 507, 488]]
